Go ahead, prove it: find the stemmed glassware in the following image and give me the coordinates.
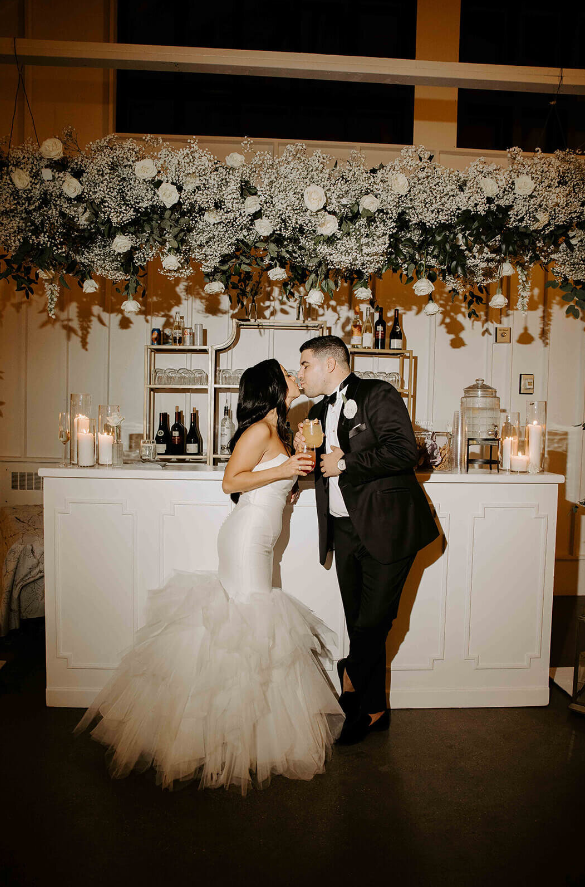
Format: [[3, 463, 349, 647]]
[[58, 412, 70, 467], [301, 418, 324, 470]]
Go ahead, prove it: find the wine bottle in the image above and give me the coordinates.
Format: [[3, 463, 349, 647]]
[[155, 412, 171, 455], [374, 307, 386, 349], [350, 311, 363, 347], [172, 312, 182, 346], [186, 408, 203, 455], [389, 309, 403, 350], [220, 404, 235, 455], [362, 306, 373, 348], [169, 406, 186, 455], [180, 315, 186, 343]]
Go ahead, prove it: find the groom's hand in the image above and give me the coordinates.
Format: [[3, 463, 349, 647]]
[[320, 447, 344, 478]]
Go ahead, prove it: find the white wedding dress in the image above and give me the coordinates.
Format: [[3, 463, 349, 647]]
[[74, 454, 344, 793]]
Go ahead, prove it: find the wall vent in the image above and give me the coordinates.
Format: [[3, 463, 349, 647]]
[[11, 472, 43, 492]]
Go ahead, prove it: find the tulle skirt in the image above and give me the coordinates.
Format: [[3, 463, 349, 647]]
[[74, 572, 345, 794]]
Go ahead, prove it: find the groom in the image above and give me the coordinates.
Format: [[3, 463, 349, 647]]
[[296, 335, 439, 745]]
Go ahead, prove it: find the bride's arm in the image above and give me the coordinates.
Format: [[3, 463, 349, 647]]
[[222, 424, 313, 495]]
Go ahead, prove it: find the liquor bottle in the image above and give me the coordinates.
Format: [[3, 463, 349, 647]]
[[155, 412, 171, 455], [374, 307, 386, 350], [362, 306, 374, 348], [389, 308, 403, 351], [169, 406, 186, 455], [350, 311, 363, 347], [180, 315, 186, 342], [220, 403, 235, 455], [172, 312, 182, 346], [186, 408, 203, 456]]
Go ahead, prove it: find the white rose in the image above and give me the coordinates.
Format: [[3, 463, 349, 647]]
[[316, 212, 338, 237], [40, 137, 63, 160], [82, 279, 99, 293], [204, 209, 221, 224], [62, 174, 83, 198], [390, 172, 409, 195], [535, 211, 550, 229], [38, 269, 54, 280], [254, 218, 274, 237], [501, 261, 514, 277], [342, 399, 358, 419], [157, 182, 179, 208], [489, 290, 508, 309], [225, 152, 245, 168], [303, 184, 326, 212], [112, 234, 132, 253], [354, 287, 372, 301], [268, 267, 288, 282], [41, 168, 53, 181], [10, 168, 30, 190], [413, 278, 434, 296], [479, 177, 498, 197], [423, 299, 440, 316], [244, 195, 261, 214], [306, 288, 324, 307], [514, 175, 535, 196], [183, 173, 201, 190], [121, 298, 140, 314], [359, 194, 379, 213], [134, 158, 157, 180], [162, 254, 180, 271], [204, 281, 225, 294]]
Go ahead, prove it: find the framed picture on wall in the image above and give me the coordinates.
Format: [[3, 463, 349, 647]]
[[519, 373, 535, 394]]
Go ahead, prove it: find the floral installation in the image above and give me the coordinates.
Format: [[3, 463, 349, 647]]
[[0, 129, 583, 324]]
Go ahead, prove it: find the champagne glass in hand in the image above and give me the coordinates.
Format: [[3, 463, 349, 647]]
[[58, 412, 70, 467]]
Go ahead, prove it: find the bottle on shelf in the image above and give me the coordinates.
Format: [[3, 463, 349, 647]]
[[155, 412, 171, 455], [374, 306, 386, 349], [389, 308, 403, 351], [362, 306, 374, 348], [220, 402, 235, 455], [350, 311, 363, 347], [186, 408, 204, 456], [169, 406, 186, 455], [172, 313, 182, 346], [180, 316, 186, 342]]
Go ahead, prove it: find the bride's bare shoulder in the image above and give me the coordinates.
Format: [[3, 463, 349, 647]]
[[236, 421, 271, 447]]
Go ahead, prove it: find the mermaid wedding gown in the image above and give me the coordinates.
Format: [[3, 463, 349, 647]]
[[74, 454, 344, 793]]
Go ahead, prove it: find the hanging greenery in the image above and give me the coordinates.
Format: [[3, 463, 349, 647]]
[[0, 128, 583, 322]]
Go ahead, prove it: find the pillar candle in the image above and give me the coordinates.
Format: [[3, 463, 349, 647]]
[[527, 422, 542, 469], [510, 454, 529, 472], [501, 437, 513, 470], [76, 415, 90, 434], [78, 431, 95, 467], [98, 432, 113, 464]]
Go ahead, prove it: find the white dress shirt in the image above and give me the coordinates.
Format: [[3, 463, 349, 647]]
[[324, 379, 350, 518]]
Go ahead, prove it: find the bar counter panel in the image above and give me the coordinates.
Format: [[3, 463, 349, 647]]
[[39, 466, 564, 709]]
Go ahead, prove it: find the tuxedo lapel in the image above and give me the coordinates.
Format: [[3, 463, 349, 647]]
[[337, 373, 361, 454]]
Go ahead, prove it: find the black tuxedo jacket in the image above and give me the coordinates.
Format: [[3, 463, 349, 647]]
[[309, 372, 440, 565]]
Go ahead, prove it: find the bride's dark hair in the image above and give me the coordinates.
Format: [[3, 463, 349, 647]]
[[229, 357, 291, 457]]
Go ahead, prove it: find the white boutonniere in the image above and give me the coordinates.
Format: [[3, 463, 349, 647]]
[[342, 395, 357, 419]]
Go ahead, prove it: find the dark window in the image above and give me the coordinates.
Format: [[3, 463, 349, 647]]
[[457, 89, 585, 153], [115, 0, 416, 144], [458, 0, 585, 151]]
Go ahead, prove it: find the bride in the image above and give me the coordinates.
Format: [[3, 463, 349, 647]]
[[74, 359, 345, 793]]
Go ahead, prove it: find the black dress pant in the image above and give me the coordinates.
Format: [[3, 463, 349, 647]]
[[333, 516, 415, 715]]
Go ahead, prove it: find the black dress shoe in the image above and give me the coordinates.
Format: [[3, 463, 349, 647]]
[[335, 709, 390, 746], [336, 658, 360, 716]]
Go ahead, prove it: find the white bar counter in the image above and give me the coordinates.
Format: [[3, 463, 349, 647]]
[[39, 464, 564, 709]]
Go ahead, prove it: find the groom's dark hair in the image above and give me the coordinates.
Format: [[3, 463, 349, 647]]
[[300, 335, 350, 368]]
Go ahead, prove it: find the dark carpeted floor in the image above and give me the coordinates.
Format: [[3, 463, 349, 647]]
[[1, 619, 584, 887]]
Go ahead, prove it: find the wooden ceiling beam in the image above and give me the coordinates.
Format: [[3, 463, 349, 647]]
[[1, 37, 584, 95]]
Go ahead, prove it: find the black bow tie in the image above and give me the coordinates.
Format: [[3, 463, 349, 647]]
[[323, 383, 349, 409]]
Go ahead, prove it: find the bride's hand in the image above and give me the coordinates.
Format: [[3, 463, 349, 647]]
[[293, 423, 306, 453], [280, 453, 314, 478]]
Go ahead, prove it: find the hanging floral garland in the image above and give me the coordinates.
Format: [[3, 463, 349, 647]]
[[0, 127, 583, 323]]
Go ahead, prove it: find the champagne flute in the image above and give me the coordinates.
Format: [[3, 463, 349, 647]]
[[58, 412, 70, 467], [302, 418, 324, 471]]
